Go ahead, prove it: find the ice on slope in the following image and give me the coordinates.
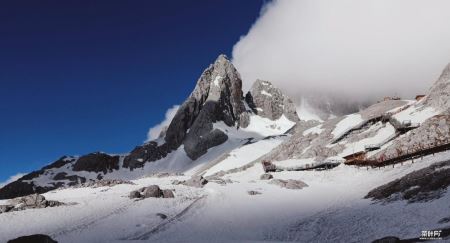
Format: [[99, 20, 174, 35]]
[[392, 105, 440, 124], [337, 122, 396, 157], [331, 113, 364, 139], [202, 136, 286, 176]]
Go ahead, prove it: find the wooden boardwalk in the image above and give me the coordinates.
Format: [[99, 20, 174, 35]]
[[346, 138, 450, 168]]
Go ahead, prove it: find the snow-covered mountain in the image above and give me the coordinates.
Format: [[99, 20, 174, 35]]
[[1, 55, 450, 243]]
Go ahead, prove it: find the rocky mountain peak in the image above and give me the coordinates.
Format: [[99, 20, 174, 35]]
[[424, 62, 450, 112], [164, 54, 248, 160], [245, 79, 300, 122]]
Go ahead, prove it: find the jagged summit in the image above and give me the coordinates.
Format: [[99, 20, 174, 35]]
[[245, 79, 300, 122], [164, 54, 248, 160]]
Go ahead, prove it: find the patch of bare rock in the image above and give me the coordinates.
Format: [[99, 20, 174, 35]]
[[0, 194, 66, 214], [129, 185, 175, 199], [172, 175, 209, 188], [365, 160, 450, 203]]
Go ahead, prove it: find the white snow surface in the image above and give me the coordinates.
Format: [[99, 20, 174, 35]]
[[332, 113, 364, 139], [2, 150, 450, 242], [260, 90, 272, 97], [337, 122, 396, 157], [392, 105, 440, 124]]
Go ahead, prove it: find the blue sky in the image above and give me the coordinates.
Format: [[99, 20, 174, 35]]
[[0, 0, 264, 182]]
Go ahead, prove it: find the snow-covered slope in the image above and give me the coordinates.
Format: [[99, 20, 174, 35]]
[[1, 150, 449, 242]]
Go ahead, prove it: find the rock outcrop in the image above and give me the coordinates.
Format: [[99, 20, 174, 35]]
[[424, 63, 450, 112], [7, 234, 58, 243], [365, 160, 450, 203], [0, 194, 66, 214], [245, 80, 299, 122], [129, 185, 175, 199]]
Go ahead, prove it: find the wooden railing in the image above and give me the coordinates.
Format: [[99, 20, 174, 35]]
[[346, 137, 450, 168]]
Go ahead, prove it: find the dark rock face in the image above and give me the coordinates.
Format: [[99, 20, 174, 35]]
[[365, 160, 450, 203], [7, 234, 58, 243], [165, 55, 248, 160], [73, 152, 119, 174], [123, 142, 170, 170], [53, 172, 87, 186], [0, 180, 49, 200], [246, 79, 299, 122], [42, 156, 76, 170]]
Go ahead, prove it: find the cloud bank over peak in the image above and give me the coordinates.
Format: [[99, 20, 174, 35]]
[[147, 105, 179, 141], [232, 0, 450, 105]]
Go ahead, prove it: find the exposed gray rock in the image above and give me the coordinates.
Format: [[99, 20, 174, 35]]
[[7, 234, 58, 243], [372, 115, 450, 160], [260, 173, 273, 180], [0, 204, 14, 213], [4, 194, 65, 213], [182, 176, 208, 188], [80, 179, 135, 188], [269, 179, 308, 190], [129, 185, 174, 199], [142, 185, 163, 198], [365, 160, 450, 203], [247, 190, 262, 195], [53, 172, 87, 186], [424, 63, 450, 111], [246, 79, 300, 122], [129, 190, 141, 199], [162, 189, 175, 198]]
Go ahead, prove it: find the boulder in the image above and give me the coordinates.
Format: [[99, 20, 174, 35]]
[[0, 204, 13, 213], [162, 189, 175, 198], [183, 176, 208, 188], [260, 173, 273, 180], [129, 191, 141, 199], [156, 213, 168, 219], [247, 190, 262, 195], [129, 185, 174, 199], [7, 234, 57, 243], [142, 185, 163, 198]]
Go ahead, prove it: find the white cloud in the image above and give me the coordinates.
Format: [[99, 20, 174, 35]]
[[146, 105, 180, 141], [233, 0, 450, 104], [0, 173, 26, 189]]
